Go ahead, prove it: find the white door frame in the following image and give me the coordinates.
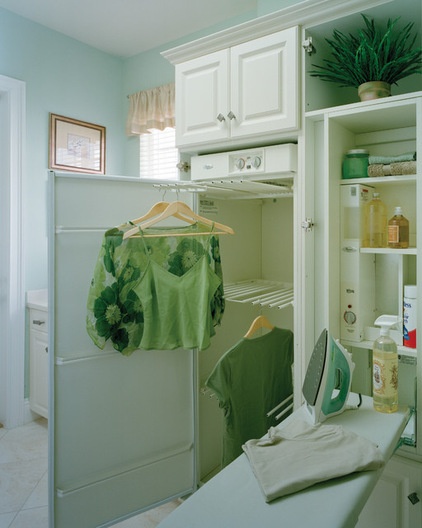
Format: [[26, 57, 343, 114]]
[[0, 74, 26, 429]]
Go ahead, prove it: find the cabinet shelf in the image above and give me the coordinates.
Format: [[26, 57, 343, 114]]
[[360, 247, 417, 255], [224, 280, 293, 310], [340, 175, 417, 186], [341, 339, 417, 361]]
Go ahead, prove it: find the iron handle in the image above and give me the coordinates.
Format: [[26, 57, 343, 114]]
[[216, 113, 225, 122], [32, 319, 46, 326], [227, 111, 236, 120], [45, 347, 48, 354]]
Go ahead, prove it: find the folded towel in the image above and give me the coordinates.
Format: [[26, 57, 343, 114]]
[[242, 419, 384, 503], [368, 152, 416, 165], [367, 161, 417, 177]]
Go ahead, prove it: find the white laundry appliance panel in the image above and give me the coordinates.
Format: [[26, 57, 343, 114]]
[[50, 174, 198, 528]]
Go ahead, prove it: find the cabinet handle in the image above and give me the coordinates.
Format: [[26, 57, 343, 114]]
[[408, 492, 420, 505], [32, 319, 46, 326], [216, 113, 225, 122], [45, 347, 48, 354], [227, 111, 236, 120], [342, 246, 358, 253]]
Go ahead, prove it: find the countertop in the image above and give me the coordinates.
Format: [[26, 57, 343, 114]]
[[26, 289, 48, 310]]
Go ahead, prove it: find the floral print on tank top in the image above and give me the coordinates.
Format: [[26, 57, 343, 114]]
[[86, 222, 225, 355]]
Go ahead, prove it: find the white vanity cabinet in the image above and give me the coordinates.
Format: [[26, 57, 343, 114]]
[[357, 456, 422, 528], [175, 26, 298, 150], [27, 290, 49, 419]]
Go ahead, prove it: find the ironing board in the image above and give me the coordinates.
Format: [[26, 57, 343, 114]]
[[157, 394, 409, 528]]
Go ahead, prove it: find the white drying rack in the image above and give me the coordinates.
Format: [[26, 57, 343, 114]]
[[223, 280, 294, 310]]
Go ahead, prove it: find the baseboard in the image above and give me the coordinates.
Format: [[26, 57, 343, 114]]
[[24, 398, 41, 424]]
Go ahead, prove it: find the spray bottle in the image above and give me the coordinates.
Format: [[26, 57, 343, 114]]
[[372, 315, 400, 413]]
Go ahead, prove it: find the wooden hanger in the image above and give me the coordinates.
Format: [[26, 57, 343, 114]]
[[123, 201, 195, 239], [129, 201, 170, 224], [244, 315, 274, 339], [127, 201, 194, 226], [123, 200, 234, 239]]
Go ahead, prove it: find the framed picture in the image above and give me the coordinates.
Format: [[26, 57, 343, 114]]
[[49, 114, 106, 174]]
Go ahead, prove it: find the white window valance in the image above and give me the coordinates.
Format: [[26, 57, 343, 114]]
[[126, 83, 175, 136]]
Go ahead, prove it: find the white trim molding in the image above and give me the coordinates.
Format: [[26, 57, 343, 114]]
[[0, 74, 26, 429], [161, 0, 393, 64]]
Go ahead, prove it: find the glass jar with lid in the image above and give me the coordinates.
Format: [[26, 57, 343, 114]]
[[342, 149, 369, 179]]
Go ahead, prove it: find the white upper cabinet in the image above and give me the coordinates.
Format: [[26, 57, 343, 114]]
[[175, 27, 298, 150]]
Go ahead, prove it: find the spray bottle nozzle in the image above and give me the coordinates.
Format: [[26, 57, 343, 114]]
[[374, 315, 401, 336]]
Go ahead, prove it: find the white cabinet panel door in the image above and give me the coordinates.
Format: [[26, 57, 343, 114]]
[[231, 27, 298, 138], [49, 174, 196, 528], [176, 49, 229, 146]]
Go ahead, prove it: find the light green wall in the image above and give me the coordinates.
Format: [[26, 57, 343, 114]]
[[1, 1, 300, 399], [122, 10, 259, 176], [0, 7, 126, 291], [0, 1, 300, 290]]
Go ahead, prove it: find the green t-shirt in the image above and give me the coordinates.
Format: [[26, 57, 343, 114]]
[[206, 327, 294, 467]]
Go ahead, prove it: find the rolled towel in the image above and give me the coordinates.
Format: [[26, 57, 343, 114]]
[[368, 152, 416, 165], [367, 161, 417, 177], [390, 161, 417, 175]]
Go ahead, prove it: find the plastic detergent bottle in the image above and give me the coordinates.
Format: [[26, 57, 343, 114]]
[[403, 285, 417, 348], [372, 315, 399, 413], [388, 206, 409, 248], [362, 192, 387, 248]]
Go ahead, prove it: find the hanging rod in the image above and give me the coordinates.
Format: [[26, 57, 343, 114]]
[[224, 280, 294, 310], [55, 226, 110, 234]]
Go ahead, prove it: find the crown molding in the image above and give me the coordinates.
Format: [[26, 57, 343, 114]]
[[161, 0, 392, 64]]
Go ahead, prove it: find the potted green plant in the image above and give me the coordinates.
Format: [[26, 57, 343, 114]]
[[309, 15, 422, 101]]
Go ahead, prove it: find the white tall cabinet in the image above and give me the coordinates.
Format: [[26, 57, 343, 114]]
[[305, 92, 422, 528]]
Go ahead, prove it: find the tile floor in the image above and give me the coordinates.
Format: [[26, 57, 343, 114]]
[[0, 419, 181, 528]]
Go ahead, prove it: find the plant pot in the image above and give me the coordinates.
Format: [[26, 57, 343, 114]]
[[358, 81, 391, 101]]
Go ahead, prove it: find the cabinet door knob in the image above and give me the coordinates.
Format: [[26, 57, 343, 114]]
[[408, 492, 420, 505], [32, 319, 45, 326], [227, 111, 236, 120], [216, 113, 225, 122], [45, 347, 48, 354]]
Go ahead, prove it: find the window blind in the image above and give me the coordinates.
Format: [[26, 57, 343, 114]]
[[139, 127, 178, 180]]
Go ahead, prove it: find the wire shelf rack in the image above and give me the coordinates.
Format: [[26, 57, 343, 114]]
[[223, 280, 294, 310]]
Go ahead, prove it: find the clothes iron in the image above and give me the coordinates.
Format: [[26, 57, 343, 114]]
[[302, 329, 355, 424]]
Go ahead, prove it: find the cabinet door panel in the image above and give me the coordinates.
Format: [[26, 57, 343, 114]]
[[231, 27, 298, 138], [51, 175, 197, 527], [357, 456, 422, 528], [176, 50, 229, 146], [29, 329, 49, 418]]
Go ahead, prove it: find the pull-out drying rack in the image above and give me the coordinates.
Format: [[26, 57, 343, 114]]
[[224, 280, 294, 310], [153, 178, 293, 200]]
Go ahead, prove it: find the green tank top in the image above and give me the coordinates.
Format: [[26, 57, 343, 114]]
[[137, 228, 221, 351]]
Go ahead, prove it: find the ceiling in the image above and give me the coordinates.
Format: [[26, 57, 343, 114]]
[[0, 0, 257, 57]]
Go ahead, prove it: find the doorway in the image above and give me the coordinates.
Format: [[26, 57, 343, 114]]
[[0, 74, 26, 429]]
